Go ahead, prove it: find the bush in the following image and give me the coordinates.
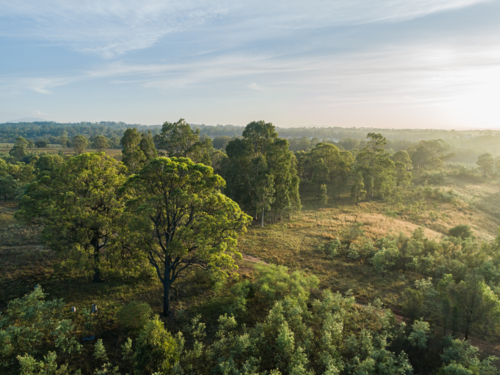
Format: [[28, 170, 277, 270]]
[[448, 225, 473, 239], [117, 301, 153, 332], [134, 317, 178, 375]]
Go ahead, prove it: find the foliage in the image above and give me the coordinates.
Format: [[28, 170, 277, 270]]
[[116, 301, 153, 332], [476, 153, 494, 177], [92, 135, 110, 152], [120, 157, 251, 315], [0, 287, 81, 373], [134, 317, 178, 375], [17, 153, 128, 282], [224, 121, 301, 222], [449, 224, 473, 239], [72, 135, 88, 155]]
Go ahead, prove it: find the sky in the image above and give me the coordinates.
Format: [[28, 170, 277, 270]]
[[0, 0, 499, 129]]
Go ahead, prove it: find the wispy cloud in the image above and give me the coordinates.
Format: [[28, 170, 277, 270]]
[[0, 0, 490, 58], [0, 76, 75, 95]]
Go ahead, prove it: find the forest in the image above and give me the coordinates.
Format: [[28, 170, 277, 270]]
[[2, 119, 500, 374]]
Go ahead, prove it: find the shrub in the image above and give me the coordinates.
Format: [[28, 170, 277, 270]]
[[448, 225, 473, 239], [134, 317, 178, 375], [117, 301, 153, 332]]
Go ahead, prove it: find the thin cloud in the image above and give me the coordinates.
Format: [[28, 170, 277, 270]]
[[0, 0, 490, 58]]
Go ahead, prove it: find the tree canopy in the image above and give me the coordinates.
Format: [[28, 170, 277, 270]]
[[120, 157, 251, 316]]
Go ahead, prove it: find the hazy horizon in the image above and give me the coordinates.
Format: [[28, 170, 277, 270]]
[[1, 1, 499, 129]]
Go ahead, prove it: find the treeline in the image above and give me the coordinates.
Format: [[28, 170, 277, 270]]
[[3, 121, 500, 160]]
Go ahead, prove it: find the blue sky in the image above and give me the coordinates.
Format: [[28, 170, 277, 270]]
[[1, 0, 499, 128]]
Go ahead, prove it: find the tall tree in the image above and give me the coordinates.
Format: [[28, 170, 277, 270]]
[[139, 131, 158, 161], [72, 135, 88, 155], [392, 150, 413, 170], [312, 158, 329, 188], [335, 150, 354, 198], [355, 133, 395, 198], [92, 135, 110, 152], [154, 119, 200, 158], [407, 140, 455, 170], [477, 153, 494, 177], [224, 121, 300, 220], [9, 136, 29, 160], [394, 161, 412, 190], [17, 153, 127, 282], [0, 175, 20, 201], [120, 157, 251, 316], [351, 172, 366, 204], [448, 272, 500, 340], [121, 128, 147, 174]]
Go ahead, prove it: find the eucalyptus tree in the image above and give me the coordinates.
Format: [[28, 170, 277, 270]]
[[72, 135, 88, 155], [120, 157, 251, 316], [9, 136, 29, 160], [92, 135, 110, 152], [351, 172, 367, 203], [224, 121, 301, 222], [355, 133, 395, 198], [407, 139, 455, 170], [477, 153, 494, 177], [17, 153, 127, 282]]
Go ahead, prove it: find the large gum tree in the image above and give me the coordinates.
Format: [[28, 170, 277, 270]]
[[120, 157, 251, 316], [17, 153, 127, 282]]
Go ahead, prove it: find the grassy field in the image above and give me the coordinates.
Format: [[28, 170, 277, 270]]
[[2, 170, 500, 364]]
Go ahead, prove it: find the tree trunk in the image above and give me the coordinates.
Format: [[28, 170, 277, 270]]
[[163, 267, 171, 317], [91, 237, 101, 283], [261, 208, 264, 228]]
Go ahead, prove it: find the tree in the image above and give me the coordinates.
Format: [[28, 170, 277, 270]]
[[0, 175, 20, 201], [17, 153, 127, 282], [0, 287, 81, 373], [72, 135, 88, 155], [35, 140, 48, 148], [134, 317, 178, 375], [318, 184, 328, 207], [224, 121, 300, 220], [213, 136, 233, 151], [92, 135, 110, 152], [139, 131, 158, 161], [154, 118, 200, 158], [35, 154, 64, 174], [394, 161, 412, 190], [392, 150, 412, 169], [355, 133, 395, 198], [477, 153, 494, 177], [121, 128, 147, 174], [351, 172, 366, 203], [120, 157, 251, 316], [407, 140, 455, 170], [448, 272, 500, 340], [58, 131, 69, 147], [241, 120, 278, 156], [335, 150, 354, 198], [312, 158, 329, 187], [9, 136, 29, 160], [252, 157, 275, 227]]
